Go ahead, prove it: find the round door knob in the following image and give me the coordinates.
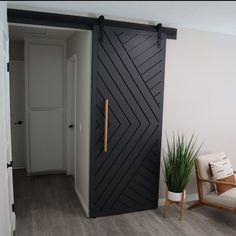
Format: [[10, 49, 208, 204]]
[[14, 120, 22, 125]]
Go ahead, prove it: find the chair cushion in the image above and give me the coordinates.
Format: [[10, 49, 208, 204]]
[[197, 152, 227, 195], [204, 187, 236, 209]]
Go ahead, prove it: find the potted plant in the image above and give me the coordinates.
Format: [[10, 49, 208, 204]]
[[163, 133, 202, 202]]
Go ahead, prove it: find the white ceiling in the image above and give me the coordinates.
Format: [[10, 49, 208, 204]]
[[9, 24, 75, 41], [7, 1, 236, 36]]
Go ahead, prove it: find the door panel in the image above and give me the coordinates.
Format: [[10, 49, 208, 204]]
[[91, 26, 166, 216], [4, 32, 16, 235], [10, 61, 26, 168], [30, 110, 64, 172], [26, 39, 65, 173], [28, 44, 64, 108], [0, 3, 15, 233]]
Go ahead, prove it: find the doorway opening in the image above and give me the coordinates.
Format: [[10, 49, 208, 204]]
[[9, 23, 92, 232]]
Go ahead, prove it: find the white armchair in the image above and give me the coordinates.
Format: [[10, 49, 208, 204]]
[[189, 152, 236, 213]]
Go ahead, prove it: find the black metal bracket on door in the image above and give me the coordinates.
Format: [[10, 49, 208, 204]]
[[7, 161, 13, 168], [98, 15, 105, 43], [156, 23, 163, 48], [7, 62, 10, 72], [7, 9, 177, 40]]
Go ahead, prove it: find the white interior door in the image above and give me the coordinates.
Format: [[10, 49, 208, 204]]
[[0, 2, 15, 235], [66, 55, 77, 177], [10, 61, 26, 169], [25, 39, 66, 173]]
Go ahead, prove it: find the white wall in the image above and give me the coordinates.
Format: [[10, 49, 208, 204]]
[[67, 31, 92, 216], [159, 28, 236, 198]]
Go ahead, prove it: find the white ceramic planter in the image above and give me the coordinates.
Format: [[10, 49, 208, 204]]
[[168, 190, 186, 202]]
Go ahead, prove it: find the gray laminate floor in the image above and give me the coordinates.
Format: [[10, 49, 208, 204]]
[[13, 170, 236, 236]]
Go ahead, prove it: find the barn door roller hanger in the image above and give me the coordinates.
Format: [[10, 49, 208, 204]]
[[98, 15, 164, 45]]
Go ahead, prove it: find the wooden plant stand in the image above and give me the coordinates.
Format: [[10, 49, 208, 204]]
[[164, 189, 185, 221]]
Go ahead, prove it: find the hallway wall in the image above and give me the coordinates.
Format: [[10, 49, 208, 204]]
[[9, 40, 24, 60], [67, 30, 92, 216]]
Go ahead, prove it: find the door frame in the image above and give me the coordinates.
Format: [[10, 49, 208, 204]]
[[66, 54, 77, 177]]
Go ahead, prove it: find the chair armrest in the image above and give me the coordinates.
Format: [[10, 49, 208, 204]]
[[199, 178, 236, 187]]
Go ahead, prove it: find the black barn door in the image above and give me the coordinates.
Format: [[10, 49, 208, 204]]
[[90, 25, 166, 217]]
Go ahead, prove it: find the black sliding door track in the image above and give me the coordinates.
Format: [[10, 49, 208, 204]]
[[7, 9, 177, 40]]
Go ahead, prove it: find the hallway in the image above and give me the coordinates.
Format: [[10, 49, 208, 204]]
[[14, 170, 85, 235]]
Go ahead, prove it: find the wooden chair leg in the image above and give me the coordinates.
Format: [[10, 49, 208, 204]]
[[188, 201, 203, 210]]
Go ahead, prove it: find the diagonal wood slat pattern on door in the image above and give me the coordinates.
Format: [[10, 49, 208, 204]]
[[91, 26, 166, 217]]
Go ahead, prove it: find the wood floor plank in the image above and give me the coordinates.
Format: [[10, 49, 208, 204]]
[[13, 170, 236, 236]]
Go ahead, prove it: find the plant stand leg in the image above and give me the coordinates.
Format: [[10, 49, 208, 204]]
[[179, 191, 184, 221], [164, 189, 169, 218]]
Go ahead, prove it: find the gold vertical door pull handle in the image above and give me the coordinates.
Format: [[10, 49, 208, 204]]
[[104, 99, 109, 152]]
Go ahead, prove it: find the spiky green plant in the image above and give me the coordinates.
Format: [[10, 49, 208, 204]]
[[163, 133, 202, 193]]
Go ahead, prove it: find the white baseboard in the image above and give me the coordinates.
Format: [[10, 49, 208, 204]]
[[75, 185, 89, 217], [158, 193, 199, 206]]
